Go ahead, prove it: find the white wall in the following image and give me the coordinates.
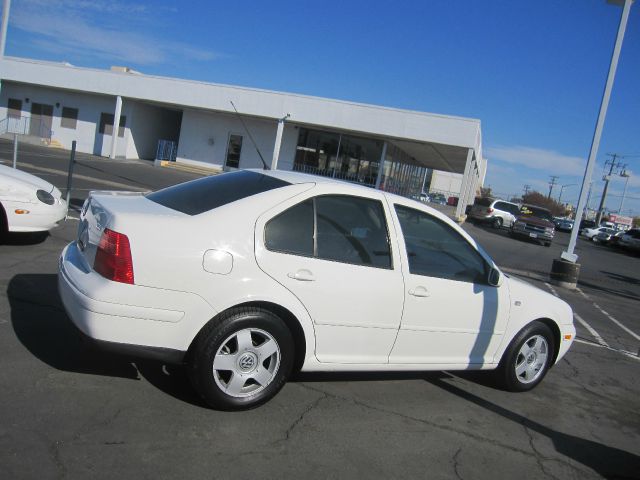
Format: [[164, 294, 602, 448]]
[[0, 82, 129, 157], [429, 170, 463, 196], [176, 109, 299, 170]]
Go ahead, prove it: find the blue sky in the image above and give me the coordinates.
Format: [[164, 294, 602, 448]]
[[5, 0, 640, 216]]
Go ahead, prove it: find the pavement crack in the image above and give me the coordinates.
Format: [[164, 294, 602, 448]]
[[47, 439, 67, 479], [273, 390, 328, 446], [452, 447, 464, 480]]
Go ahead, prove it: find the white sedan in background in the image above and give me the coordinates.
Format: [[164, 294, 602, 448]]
[[0, 164, 67, 235], [580, 226, 616, 240], [58, 170, 575, 410]]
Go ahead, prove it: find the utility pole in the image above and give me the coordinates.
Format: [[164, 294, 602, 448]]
[[548, 176, 559, 199], [595, 153, 622, 224], [523, 184, 531, 197]]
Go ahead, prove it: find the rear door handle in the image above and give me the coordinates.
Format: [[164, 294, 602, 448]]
[[409, 286, 430, 297], [287, 269, 315, 282]]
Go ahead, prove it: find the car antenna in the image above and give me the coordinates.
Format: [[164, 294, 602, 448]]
[[230, 100, 270, 170]]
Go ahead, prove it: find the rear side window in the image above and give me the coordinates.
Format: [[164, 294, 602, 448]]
[[147, 170, 290, 215], [265, 200, 314, 256], [265, 195, 392, 269], [494, 201, 507, 211]]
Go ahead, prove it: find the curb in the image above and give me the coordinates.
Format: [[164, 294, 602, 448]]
[[155, 160, 222, 176]]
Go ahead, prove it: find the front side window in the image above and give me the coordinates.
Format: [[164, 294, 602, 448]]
[[265, 195, 392, 269], [395, 205, 488, 283]]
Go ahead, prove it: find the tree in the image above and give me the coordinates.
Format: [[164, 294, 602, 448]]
[[522, 191, 568, 216]]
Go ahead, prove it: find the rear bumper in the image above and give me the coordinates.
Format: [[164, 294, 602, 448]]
[[58, 242, 216, 356]]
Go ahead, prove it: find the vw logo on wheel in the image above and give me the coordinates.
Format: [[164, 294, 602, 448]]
[[238, 352, 257, 372]]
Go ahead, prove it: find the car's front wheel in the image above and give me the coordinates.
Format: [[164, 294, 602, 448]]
[[496, 321, 555, 392], [188, 307, 294, 410]]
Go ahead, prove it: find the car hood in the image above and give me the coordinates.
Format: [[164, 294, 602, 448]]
[[516, 215, 554, 228], [0, 164, 55, 193], [505, 274, 573, 325]]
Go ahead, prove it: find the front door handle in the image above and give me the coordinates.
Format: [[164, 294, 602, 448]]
[[409, 286, 430, 297], [287, 269, 315, 282]]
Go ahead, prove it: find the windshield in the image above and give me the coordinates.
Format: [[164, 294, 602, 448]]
[[520, 205, 553, 221]]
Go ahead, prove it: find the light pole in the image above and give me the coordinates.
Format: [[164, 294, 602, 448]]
[[619, 169, 631, 212], [552, 0, 634, 289], [560, 0, 633, 265], [558, 183, 577, 204]]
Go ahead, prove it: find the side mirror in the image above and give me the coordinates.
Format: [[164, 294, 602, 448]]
[[487, 267, 502, 287]]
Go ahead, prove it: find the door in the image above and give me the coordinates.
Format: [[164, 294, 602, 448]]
[[389, 204, 510, 366], [29, 103, 53, 138], [255, 191, 405, 363]]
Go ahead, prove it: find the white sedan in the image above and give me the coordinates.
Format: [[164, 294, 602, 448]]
[[0, 164, 67, 235], [581, 226, 616, 239], [58, 170, 575, 410]]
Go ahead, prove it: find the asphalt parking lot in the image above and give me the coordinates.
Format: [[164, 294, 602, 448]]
[[1, 141, 639, 480]]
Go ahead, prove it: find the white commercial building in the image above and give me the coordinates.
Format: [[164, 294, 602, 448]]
[[0, 56, 486, 218]]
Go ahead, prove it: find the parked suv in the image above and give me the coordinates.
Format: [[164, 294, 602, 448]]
[[510, 204, 555, 247], [469, 198, 520, 229]]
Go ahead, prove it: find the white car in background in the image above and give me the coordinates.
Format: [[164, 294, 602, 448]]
[[58, 170, 575, 410], [580, 226, 616, 240], [0, 164, 67, 235]]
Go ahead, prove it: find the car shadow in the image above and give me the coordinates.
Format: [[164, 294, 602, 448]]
[[429, 375, 640, 479], [7, 273, 208, 409], [0, 231, 49, 245]]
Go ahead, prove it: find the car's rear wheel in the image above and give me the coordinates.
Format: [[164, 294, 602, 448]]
[[496, 321, 555, 392], [492, 217, 503, 229], [0, 202, 8, 241], [188, 307, 294, 410]]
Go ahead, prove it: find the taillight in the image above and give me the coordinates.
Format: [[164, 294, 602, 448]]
[[94, 228, 134, 284], [488, 208, 494, 213]]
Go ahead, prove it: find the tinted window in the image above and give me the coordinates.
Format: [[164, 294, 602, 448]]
[[477, 197, 493, 207], [494, 201, 508, 211], [316, 196, 391, 268], [395, 205, 488, 283], [265, 200, 314, 256], [147, 170, 290, 215], [520, 205, 552, 221]]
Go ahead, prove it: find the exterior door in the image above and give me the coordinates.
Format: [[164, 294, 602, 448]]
[[255, 190, 405, 364], [30, 103, 53, 137], [389, 203, 510, 366]]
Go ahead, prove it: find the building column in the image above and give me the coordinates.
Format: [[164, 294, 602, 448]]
[[455, 148, 474, 219], [375, 141, 388, 189], [271, 115, 288, 170], [109, 95, 122, 159]]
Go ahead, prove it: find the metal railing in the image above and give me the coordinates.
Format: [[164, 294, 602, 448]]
[[293, 163, 377, 188], [0, 115, 53, 140], [156, 139, 177, 161]]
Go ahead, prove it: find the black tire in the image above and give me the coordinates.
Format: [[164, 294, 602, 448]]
[[544, 242, 551, 247], [188, 307, 294, 410], [495, 321, 555, 392], [492, 217, 503, 229]]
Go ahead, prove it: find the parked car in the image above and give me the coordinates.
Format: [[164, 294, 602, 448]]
[[580, 226, 616, 240], [510, 204, 555, 247], [419, 192, 430, 203], [429, 193, 447, 205], [618, 228, 640, 252], [58, 170, 575, 410], [597, 230, 625, 246], [0, 164, 67, 236], [553, 218, 574, 232], [468, 197, 521, 229], [579, 219, 597, 230]]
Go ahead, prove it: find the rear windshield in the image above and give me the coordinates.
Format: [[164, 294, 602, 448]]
[[476, 197, 493, 207], [147, 170, 290, 215]]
